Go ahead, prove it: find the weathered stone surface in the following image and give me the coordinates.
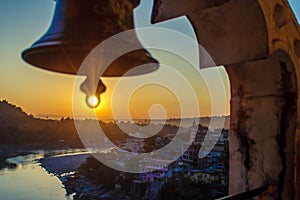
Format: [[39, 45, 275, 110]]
[[247, 97, 280, 141], [151, 0, 224, 23], [229, 150, 247, 192], [247, 171, 266, 190], [226, 60, 283, 98], [152, 0, 300, 199], [261, 139, 282, 183], [226, 52, 297, 199], [188, 0, 267, 66], [296, 131, 300, 200]]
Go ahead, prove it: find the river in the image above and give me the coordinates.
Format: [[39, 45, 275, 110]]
[[0, 153, 75, 200]]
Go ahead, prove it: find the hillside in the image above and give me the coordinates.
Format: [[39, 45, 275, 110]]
[[0, 100, 82, 147], [0, 101, 182, 149], [0, 100, 229, 149]]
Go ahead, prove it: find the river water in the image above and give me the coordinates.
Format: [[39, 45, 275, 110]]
[[0, 153, 74, 200]]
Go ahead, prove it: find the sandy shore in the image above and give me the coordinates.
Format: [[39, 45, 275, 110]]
[[39, 152, 107, 199], [40, 153, 91, 176]]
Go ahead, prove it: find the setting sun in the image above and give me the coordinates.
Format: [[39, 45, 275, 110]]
[[87, 95, 99, 108]]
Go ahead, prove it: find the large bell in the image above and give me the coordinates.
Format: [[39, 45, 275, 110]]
[[22, 0, 158, 77]]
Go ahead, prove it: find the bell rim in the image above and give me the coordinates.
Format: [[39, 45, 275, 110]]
[[22, 44, 160, 77]]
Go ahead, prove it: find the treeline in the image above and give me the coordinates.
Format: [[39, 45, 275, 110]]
[[0, 100, 183, 148], [0, 100, 82, 147]]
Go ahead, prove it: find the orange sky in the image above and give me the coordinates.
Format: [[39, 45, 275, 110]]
[[0, 0, 231, 119]]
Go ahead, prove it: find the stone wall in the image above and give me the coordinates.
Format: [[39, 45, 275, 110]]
[[226, 51, 297, 199], [151, 0, 300, 199]]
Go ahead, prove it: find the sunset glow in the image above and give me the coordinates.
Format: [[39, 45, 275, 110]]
[[0, 0, 233, 119], [87, 95, 99, 108]]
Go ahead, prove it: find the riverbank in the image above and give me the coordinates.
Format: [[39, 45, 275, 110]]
[[1, 147, 96, 199], [0, 145, 42, 169], [0, 152, 78, 200], [0, 144, 86, 169], [40, 153, 90, 176], [39, 153, 109, 199]]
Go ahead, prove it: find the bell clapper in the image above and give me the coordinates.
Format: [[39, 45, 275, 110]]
[[80, 77, 106, 109]]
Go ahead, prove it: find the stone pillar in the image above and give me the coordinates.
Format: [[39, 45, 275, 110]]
[[226, 54, 297, 199]]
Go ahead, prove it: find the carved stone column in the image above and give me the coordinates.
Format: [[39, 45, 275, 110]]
[[226, 51, 297, 199]]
